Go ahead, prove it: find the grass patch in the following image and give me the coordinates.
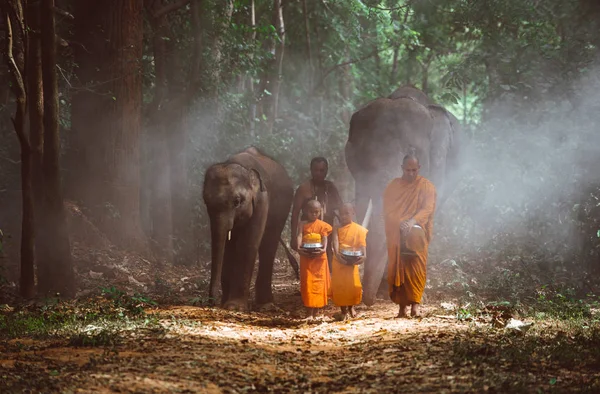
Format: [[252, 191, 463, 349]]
[[0, 288, 162, 346]]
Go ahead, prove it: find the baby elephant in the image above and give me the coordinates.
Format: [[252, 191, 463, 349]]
[[202, 147, 293, 311]]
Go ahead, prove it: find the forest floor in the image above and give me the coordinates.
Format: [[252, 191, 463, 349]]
[[1, 202, 600, 392], [1, 257, 600, 394]]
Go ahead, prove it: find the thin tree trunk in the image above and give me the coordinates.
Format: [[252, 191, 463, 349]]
[[390, 44, 400, 85], [3, 0, 35, 298], [248, 0, 257, 137], [146, 1, 173, 264], [264, 0, 285, 134], [302, 0, 313, 93], [26, 0, 45, 279], [71, 0, 146, 251], [340, 47, 351, 125], [208, 0, 233, 108], [462, 82, 468, 125], [38, 0, 74, 297]]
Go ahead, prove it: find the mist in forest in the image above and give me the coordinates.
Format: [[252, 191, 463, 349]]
[[435, 65, 600, 260]]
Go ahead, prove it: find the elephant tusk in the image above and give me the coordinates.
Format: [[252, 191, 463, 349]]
[[362, 198, 373, 229], [228, 230, 231, 241]]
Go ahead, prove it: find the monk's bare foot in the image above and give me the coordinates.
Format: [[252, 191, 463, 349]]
[[395, 304, 409, 318], [314, 309, 325, 321], [411, 304, 420, 318], [349, 306, 357, 318]]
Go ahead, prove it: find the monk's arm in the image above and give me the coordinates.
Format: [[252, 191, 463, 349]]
[[332, 228, 346, 263], [320, 234, 328, 255], [411, 185, 437, 227], [296, 221, 310, 257], [331, 227, 339, 254], [290, 185, 306, 250]]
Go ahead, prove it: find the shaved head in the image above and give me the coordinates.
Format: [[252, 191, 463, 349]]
[[306, 199, 322, 210], [403, 154, 419, 165], [339, 202, 355, 225], [341, 202, 355, 212], [401, 154, 421, 182]]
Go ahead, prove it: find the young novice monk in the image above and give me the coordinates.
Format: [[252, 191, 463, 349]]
[[297, 200, 333, 320], [331, 203, 368, 320]]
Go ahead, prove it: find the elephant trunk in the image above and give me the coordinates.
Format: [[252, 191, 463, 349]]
[[208, 214, 233, 304]]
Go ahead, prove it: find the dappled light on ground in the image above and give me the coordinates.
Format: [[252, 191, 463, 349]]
[[2, 272, 599, 393]]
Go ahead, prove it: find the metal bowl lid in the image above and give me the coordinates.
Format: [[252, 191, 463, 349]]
[[302, 243, 323, 249]]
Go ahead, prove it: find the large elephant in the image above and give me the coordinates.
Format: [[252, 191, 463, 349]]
[[203, 146, 293, 311], [345, 85, 463, 306]]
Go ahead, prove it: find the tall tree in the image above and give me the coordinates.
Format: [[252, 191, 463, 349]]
[[2, 0, 35, 298], [37, 0, 75, 296], [256, 0, 285, 134], [70, 0, 146, 250]]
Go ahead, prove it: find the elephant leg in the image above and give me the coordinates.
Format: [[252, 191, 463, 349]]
[[256, 231, 277, 308], [224, 212, 268, 311], [362, 202, 389, 306], [255, 212, 286, 308]]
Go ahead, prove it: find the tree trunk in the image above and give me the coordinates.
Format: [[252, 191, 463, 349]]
[[302, 0, 313, 94], [26, 0, 45, 290], [390, 44, 400, 85], [2, 0, 35, 298], [264, 0, 285, 134], [248, 0, 257, 137], [71, 0, 146, 251], [145, 1, 173, 264], [38, 0, 74, 297], [340, 47, 352, 125]]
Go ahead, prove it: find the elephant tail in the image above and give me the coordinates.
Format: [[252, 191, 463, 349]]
[[279, 237, 300, 279]]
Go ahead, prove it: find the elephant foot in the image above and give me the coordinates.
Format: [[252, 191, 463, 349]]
[[254, 302, 279, 312], [362, 294, 376, 307], [223, 299, 249, 312]]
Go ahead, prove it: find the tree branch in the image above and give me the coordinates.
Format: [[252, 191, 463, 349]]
[[313, 48, 387, 92], [4, 10, 29, 149], [359, 1, 410, 12], [153, 0, 191, 18], [53, 6, 73, 20]]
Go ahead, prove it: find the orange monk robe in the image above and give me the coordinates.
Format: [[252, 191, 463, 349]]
[[300, 219, 333, 308], [331, 222, 368, 307], [383, 176, 436, 305]]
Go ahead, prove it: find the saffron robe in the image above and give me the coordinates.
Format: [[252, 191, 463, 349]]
[[331, 222, 368, 307], [383, 176, 436, 305], [300, 219, 333, 308]]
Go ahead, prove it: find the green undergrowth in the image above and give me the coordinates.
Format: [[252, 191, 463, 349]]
[[451, 321, 600, 392], [0, 287, 162, 347]]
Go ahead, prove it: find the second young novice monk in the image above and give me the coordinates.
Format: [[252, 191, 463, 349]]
[[297, 200, 332, 320], [331, 203, 367, 320]]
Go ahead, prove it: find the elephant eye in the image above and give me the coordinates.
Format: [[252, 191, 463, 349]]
[[234, 196, 242, 208]]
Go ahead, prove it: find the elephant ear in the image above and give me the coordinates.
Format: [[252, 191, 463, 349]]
[[250, 169, 265, 192]]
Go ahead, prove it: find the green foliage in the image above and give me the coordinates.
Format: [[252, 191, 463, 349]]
[[534, 286, 599, 320], [101, 286, 157, 317], [0, 291, 159, 340]]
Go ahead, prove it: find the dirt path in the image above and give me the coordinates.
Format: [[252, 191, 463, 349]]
[[1, 272, 599, 393]]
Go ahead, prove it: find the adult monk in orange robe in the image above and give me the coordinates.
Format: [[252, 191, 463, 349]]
[[383, 155, 436, 318], [290, 157, 343, 269], [331, 203, 367, 320], [297, 200, 333, 320]]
